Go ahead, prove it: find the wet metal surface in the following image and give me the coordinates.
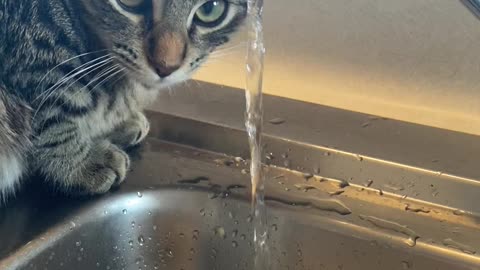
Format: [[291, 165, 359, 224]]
[[0, 81, 480, 269]]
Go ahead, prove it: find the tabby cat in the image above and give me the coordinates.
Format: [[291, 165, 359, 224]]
[[0, 0, 246, 199]]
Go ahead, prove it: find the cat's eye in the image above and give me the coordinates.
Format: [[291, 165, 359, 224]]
[[118, 0, 144, 8], [194, 1, 229, 28]]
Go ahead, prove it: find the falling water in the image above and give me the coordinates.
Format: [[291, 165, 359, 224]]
[[244, 0, 268, 269]]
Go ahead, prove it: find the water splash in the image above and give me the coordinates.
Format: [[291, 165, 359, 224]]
[[245, 0, 268, 268]]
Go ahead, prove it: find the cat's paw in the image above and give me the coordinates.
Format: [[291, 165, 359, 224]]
[[110, 113, 150, 148], [80, 142, 130, 194]]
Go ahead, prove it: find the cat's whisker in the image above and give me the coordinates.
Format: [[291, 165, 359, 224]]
[[33, 51, 110, 102], [183, 80, 194, 91], [209, 50, 244, 58], [89, 67, 126, 94], [46, 55, 114, 91], [212, 46, 244, 53], [33, 54, 113, 106], [216, 41, 247, 49], [108, 68, 130, 87], [33, 56, 115, 121], [211, 42, 247, 55], [107, 73, 128, 91], [56, 64, 122, 109], [53, 57, 115, 95], [79, 64, 121, 92], [192, 80, 202, 88], [210, 50, 244, 58], [213, 46, 246, 54], [34, 57, 115, 119], [51, 65, 125, 119]]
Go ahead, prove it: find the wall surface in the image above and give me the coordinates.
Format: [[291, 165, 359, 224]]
[[194, 0, 480, 135]]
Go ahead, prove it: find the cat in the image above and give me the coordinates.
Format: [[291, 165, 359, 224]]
[[0, 0, 246, 200]]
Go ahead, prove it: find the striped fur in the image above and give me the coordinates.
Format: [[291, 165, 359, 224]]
[[0, 0, 246, 199]]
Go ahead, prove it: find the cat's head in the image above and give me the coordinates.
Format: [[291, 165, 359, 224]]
[[80, 0, 247, 87]]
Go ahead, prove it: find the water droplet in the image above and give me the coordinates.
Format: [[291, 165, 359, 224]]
[[303, 173, 313, 180], [329, 190, 345, 196], [128, 240, 134, 247], [104, 210, 109, 215], [138, 235, 145, 246], [179, 233, 185, 238], [166, 249, 174, 258], [80, 247, 84, 252], [131, 221, 136, 228], [360, 215, 418, 247], [402, 261, 411, 269], [268, 118, 285, 125], [339, 180, 350, 188], [246, 215, 253, 223], [153, 225, 158, 231], [214, 226, 226, 239], [240, 234, 247, 240], [232, 241, 239, 248], [135, 258, 142, 265], [231, 229, 238, 238], [75, 241, 82, 247], [77, 256, 82, 262], [137, 192, 143, 198], [192, 230, 200, 240], [122, 209, 128, 215], [271, 224, 278, 231], [148, 211, 152, 216], [199, 208, 206, 216], [442, 238, 476, 255], [69, 221, 76, 231], [235, 157, 245, 163]]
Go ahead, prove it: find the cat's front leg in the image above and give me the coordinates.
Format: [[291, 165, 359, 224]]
[[109, 111, 150, 149], [33, 121, 130, 195]]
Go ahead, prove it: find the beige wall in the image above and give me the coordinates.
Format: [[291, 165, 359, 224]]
[[194, 0, 480, 135]]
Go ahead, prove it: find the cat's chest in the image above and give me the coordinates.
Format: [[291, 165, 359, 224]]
[[77, 83, 158, 139]]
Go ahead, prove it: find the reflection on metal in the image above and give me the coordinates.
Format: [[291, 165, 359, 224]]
[[462, 0, 480, 18], [0, 81, 480, 269]]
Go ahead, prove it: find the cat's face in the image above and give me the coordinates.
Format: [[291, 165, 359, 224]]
[[80, 0, 247, 88]]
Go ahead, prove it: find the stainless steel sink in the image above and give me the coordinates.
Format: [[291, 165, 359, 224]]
[[1, 81, 480, 270]]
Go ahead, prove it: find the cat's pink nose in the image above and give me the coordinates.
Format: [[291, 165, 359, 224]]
[[154, 62, 181, 78], [148, 30, 186, 78]]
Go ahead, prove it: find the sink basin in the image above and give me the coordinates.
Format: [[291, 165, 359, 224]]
[[1, 81, 479, 270]]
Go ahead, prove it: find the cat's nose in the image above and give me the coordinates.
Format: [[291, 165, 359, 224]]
[[148, 30, 187, 78], [154, 62, 181, 78]]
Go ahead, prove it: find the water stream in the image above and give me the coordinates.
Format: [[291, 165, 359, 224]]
[[244, 0, 268, 269]]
